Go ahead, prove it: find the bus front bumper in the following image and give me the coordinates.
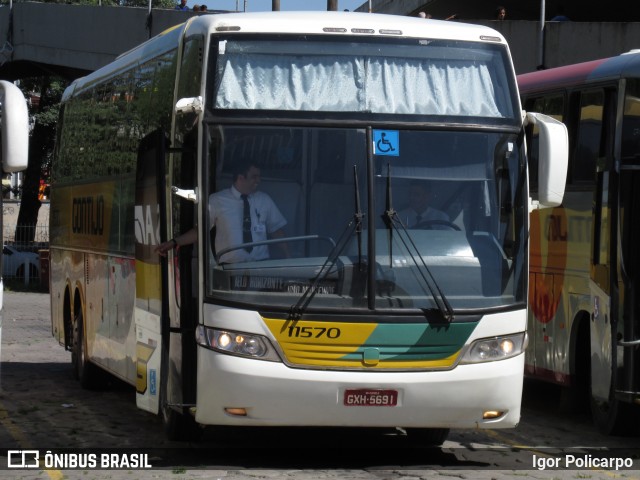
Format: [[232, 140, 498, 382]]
[[194, 347, 524, 429]]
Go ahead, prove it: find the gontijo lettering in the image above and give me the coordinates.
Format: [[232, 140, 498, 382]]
[[72, 195, 104, 235]]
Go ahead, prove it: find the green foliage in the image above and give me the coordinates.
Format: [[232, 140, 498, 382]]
[[14, 76, 66, 240], [27, 78, 65, 127], [19, 77, 68, 182], [55, 49, 177, 184]]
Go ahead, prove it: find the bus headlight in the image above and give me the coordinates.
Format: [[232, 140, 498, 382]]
[[460, 332, 527, 364], [195, 326, 281, 362]]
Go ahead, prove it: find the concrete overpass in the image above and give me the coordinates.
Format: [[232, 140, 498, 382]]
[[0, 2, 208, 80], [1, 1, 640, 81]]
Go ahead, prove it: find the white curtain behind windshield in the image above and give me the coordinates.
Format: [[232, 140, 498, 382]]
[[214, 39, 515, 118]]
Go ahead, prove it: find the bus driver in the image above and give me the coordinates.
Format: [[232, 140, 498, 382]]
[[156, 159, 288, 263], [397, 181, 449, 228]]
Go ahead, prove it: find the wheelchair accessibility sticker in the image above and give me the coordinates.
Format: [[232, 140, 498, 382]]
[[373, 130, 399, 156]]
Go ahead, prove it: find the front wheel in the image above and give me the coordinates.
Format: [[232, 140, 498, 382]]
[[590, 389, 640, 436], [159, 363, 202, 441], [161, 400, 203, 442]]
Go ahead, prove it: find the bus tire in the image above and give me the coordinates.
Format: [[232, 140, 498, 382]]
[[161, 403, 202, 442], [560, 316, 590, 414], [405, 428, 449, 446], [160, 377, 203, 442], [72, 309, 99, 389], [590, 387, 640, 436]]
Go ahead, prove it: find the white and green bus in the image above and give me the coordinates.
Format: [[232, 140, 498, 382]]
[[49, 11, 568, 442]]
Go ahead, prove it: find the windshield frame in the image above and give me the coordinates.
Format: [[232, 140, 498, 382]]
[[200, 122, 528, 317]]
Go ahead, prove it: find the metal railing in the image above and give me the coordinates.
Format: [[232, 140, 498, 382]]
[[3, 223, 49, 244]]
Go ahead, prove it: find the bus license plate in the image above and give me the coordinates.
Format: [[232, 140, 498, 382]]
[[344, 389, 398, 407]]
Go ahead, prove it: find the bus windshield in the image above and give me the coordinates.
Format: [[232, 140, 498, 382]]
[[204, 126, 526, 313], [212, 37, 519, 123]]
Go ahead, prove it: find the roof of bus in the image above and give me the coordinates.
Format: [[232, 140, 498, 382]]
[[183, 11, 507, 44], [518, 50, 640, 94]]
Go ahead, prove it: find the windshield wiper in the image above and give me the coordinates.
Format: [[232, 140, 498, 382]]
[[288, 165, 365, 320], [380, 163, 397, 262], [380, 163, 455, 322], [353, 165, 365, 269]]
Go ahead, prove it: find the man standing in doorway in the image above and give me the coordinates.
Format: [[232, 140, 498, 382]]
[[156, 160, 288, 263]]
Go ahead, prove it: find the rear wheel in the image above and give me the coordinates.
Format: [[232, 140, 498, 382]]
[[72, 307, 99, 389]]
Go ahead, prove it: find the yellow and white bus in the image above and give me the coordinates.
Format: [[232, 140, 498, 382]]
[[50, 11, 567, 442], [519, 51, 640, 435]]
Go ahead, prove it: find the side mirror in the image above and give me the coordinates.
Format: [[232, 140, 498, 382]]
[[0, 80, 29, 173], [526, 112, 568, 210], [171, 186, 197, 203], [175, 96, 203, 116]]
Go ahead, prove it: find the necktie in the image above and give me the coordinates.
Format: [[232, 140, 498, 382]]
[[241, 194, 253, 252]]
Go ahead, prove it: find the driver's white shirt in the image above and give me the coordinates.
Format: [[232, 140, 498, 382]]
[[209, 186, 286, 263]]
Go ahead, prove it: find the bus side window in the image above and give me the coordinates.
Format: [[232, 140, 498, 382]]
[[573, 90, 604, 184], [621, 79, 640, 162]]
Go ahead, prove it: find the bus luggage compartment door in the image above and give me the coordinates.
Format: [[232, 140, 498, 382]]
[[135, 308, 162, 414]]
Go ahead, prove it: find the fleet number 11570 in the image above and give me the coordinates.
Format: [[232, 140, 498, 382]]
[[287, 326, 341, 339]]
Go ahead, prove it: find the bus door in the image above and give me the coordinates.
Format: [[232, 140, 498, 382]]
[[619, 168, 640, 401], [618, 79, 640, 403], [134, 129, 168, 414], [590, 161, 613, 404], [160, 32, 204, 439], [587, 88, 615, 405], [591, 83, 640, 433]]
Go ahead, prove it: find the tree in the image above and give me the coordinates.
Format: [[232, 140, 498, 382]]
[[15, 77, 67, 244]]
